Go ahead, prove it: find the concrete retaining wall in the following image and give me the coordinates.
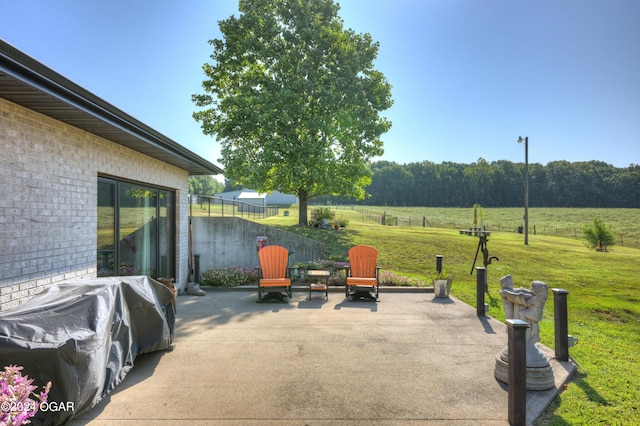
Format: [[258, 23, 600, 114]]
[[191, 217, 324, 274]]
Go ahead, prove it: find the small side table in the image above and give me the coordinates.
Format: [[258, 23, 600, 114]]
[[307, 270, 330, 300]]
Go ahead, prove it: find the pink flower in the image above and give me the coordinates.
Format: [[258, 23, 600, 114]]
[[0, 365, 51, 426]]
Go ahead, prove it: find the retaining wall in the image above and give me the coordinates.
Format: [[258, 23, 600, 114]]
[[191, 217, 324, 274]]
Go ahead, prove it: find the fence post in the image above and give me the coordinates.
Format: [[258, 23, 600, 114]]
[[507, 319, 529, 426], [552, 288, 570, 361], [476, 267, 486, 316]]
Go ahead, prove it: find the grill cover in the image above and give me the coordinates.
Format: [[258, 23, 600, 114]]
[[0, 276, 175, 425]]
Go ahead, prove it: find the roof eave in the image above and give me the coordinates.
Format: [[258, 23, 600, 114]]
[[0, 39, 223, 176]]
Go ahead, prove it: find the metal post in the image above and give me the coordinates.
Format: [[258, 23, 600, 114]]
[[524, 136, 529, 245], [476, 267, 486, 316], [552, 288, 570, 361], [507, 319, 529, 426], [518, 136, 529, 245], [524, 138, 529, 245], [194, 254, 201, 284], [436, 255, 443, 274]]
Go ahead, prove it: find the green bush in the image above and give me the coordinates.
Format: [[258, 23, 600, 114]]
[[582, 217, 616, 250], [200, 267, 260, 287], [314, 207, 333, 219]]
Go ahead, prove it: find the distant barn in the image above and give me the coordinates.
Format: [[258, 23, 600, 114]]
[[216, 189, 298, 206], [237, 191, 266, 212]]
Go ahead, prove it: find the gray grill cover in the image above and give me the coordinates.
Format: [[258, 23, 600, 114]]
[[0, 276, 175, 425]]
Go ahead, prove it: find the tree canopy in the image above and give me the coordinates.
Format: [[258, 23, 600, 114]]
[[188, 175, 224, 197], [193, 0, 393, 225], [315, 159, 640, 208]]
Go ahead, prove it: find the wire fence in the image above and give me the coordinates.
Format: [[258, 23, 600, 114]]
[[189, 194, 279, 219], [357, 207, 635, 248], [191, 199, 636, 249]]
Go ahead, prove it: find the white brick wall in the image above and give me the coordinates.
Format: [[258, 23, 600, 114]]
[[0, 97, 190, 312]]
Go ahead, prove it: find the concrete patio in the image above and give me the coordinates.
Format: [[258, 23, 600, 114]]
[[68, 288, 574, 425]]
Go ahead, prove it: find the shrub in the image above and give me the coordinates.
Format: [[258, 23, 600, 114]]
[[290, 259, 349, 284], [328, 270, 347, 285], [200, 267, 259, 287], [582, 217, 616, 250], [337, 218, 350, 227], [314, 207, 333, 220], [291, 259, 349, 272]]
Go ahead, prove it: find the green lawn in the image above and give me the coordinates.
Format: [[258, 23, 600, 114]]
[[256, 205, 640, 425], [328, 205, 640, 249]]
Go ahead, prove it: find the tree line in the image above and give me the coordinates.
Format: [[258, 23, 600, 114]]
[[316, 158, 640, 208]]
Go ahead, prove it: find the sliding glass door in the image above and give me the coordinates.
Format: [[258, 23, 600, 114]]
[[97, 178, 116, 276], [97, 177, 175, 279]]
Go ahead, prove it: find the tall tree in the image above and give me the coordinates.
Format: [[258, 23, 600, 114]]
[[369, 161, 413, 206], [193, 0, 393, 225], [189, 175, 224, 196]]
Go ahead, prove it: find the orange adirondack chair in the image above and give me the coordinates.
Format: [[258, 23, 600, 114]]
[[258, 245, 292, 301], [346, 245, 380, 301]]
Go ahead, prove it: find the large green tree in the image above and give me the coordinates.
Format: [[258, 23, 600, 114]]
[[189, 175, 224, 196], [193, 0, 393, 225]]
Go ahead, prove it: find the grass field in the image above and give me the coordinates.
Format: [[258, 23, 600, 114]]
[[192, 204, 640, 249], [328, 205, 640, 250], [253, 205, 640, 425]]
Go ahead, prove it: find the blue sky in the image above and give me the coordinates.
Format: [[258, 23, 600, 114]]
[[3, 0, 639, 175]]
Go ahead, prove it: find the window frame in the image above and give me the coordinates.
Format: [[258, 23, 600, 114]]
[[97, 176, 176, 279]]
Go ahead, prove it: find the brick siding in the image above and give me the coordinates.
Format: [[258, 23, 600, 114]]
[[0, 97, 190, 312]]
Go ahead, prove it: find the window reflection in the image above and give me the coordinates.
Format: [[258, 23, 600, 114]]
[[97, 178, 175, 279], [97, 179, 116, 276]]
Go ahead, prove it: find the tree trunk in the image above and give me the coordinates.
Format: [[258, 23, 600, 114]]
[[298, 189, 308, 226]]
